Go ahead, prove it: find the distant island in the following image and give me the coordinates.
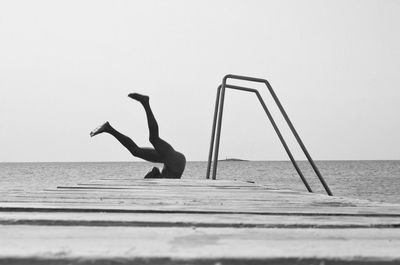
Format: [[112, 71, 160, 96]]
[[218, 158, 249, 162]]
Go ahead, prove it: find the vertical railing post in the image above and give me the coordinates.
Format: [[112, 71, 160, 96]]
[[206, 85, 222, 179], [211, 77, 228, 180]]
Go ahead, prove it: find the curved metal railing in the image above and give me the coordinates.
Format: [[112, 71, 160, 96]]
[[206, 74, 333, 196]]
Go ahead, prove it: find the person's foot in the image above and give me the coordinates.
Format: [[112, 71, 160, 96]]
[[90, 122, 110, 137], [128, 93, 149, 104]]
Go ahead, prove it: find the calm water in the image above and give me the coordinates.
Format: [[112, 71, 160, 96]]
[[0, 161, 399, 204]]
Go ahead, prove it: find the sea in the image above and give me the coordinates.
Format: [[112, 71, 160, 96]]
[[0, 160, 399, 204]]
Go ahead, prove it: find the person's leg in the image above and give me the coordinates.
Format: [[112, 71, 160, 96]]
[[128, 94, 172, 153], [128, 93, 186, 178], [90, 121, 163, 163]]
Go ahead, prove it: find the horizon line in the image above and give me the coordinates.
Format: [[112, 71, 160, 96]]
[[1, 159, 399, 163]]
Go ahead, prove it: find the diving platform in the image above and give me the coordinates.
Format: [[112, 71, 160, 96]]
[[0, 178, 400, 264]]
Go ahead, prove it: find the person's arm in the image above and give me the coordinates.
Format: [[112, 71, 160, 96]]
[[144, 167, 161, 178]]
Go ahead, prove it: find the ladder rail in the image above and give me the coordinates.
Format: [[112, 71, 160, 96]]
[[262, 78, 333, 196], [206, 85, 221, 179], [254, 90, 313, 193], [211, 78, 227, 182], [206, 74, 332, 196]]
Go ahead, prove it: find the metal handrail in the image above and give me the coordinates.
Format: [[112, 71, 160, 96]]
[[206, 74, 333, 196]]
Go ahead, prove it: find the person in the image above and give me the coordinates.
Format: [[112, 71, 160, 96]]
[[90, 93, 186, 179]]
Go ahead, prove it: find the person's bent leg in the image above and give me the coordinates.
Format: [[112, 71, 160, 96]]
[[128, 94, 186, 178], [128, 93, 172, 154], [128, 93, 160, 143], [90, 121, 163, 163]]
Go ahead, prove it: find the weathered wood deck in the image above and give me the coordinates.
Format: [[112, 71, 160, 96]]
[[1, 178, 400, 264]]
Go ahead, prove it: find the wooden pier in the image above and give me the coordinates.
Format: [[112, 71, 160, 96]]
[[1, 178, 400, 264]]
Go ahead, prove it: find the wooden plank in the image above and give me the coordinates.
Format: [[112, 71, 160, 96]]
[[1, 211, 399, 228], [1, 225, 400, 262], [1, 181, 396, 207], [2, 202, 400, 217], [1, 178, 400, 263], [1, 180, 400, 216]]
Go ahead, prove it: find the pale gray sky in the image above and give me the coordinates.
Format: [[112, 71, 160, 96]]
[[1, 0, 399, 162]]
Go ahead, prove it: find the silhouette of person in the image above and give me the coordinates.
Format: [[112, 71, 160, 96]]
[[90, 93, 186, 179]]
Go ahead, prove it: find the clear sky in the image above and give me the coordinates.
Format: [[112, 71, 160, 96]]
[[1, 0, 399, 162]]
